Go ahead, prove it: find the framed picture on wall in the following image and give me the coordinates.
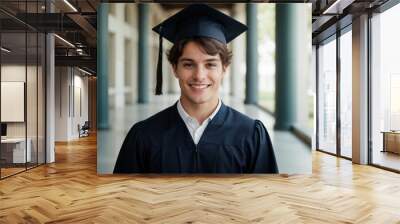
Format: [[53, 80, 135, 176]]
[[1, 81, 25, 122]]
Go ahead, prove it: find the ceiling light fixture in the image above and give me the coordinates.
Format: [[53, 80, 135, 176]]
[[63, 0, 78, 12], [322, 0, 354, 15], [54, 34, 75, 48], [323, 0, 342, 14], [78, 67, 92, 76], [1, 47, 11, 53]]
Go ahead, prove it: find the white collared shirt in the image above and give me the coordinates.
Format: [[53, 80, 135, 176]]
[[177, 99, 222, 145]]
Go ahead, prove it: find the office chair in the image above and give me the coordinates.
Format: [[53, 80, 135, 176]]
[[79, 121, 90, 138]]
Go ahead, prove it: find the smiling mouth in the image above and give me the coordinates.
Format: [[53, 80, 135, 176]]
[[189, 84, 211, 89]]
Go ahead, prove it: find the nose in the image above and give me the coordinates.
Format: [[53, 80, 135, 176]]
[[193, 65, 207, 81]]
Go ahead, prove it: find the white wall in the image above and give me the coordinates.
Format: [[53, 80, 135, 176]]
[[1, 63, 47, 163], [72, 74, 89, 137], [55, 66, 69, 141], [1, 65, 37, 137], [54, 67, 89, 141]]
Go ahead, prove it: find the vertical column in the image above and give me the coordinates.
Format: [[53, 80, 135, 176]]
[[45, 1, 55, 163], [138, 4, 149, 103], [336, 30, 341, 156], [352, 14, 368, 164], [312, 45, 317, 150], [97, 3, 109, 129], [231, 4, 246, 100], [274, 4, 297, 130], [244, 3, 258, 104], [114, 4, 125, 108]]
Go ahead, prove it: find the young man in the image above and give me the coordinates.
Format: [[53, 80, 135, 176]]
[[113, 4, 278, 173]]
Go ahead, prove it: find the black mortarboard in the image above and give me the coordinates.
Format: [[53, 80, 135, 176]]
[[152, 4, 247, 95]]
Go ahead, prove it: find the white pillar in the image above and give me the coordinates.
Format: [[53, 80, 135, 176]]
[[312, 45, 317, 150], [230, 4, 246, 100], [352, 14, 369, 164], [114, 4, 126, 108], [46, 33, 55, 163]]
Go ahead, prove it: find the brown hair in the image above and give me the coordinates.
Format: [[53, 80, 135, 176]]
[[167, 37, 232, 67]]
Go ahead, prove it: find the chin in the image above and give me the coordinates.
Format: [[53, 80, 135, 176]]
[[184, 92, 214, 105], [188, 96, 210, 105]]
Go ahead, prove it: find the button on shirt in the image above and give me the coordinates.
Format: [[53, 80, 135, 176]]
[[177, 99, 222, 145]]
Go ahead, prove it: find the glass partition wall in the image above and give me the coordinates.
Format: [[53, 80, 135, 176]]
[[317, 35, 337, 155], [0, 30, 27, 177], [0, 1, 46, 179], [339, 28, 352, 159], [316, 26, 353, 159], [370, 3, 400, 171], [316, 1, 400, 172]]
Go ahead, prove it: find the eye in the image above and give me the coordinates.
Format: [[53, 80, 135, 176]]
[[183, 63, 194, 69], [206, 63, 217, 68]]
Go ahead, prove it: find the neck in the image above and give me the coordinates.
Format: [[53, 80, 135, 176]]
[[180, 97, 219, 124]]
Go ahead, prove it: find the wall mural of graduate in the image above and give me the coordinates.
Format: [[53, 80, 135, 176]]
[[97, 3, 313, 174]]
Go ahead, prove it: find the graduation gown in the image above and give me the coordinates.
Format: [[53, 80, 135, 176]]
[[113, 102, 278, 174]]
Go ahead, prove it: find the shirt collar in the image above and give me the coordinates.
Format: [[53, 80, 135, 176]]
[[177, 99, 222, 125]]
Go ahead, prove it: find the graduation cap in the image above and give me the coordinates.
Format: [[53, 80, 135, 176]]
[[152, 4, 247, 95]]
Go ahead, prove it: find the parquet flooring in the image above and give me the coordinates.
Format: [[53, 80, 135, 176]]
[[1, 133, 400, 223], [1, 167, 26, 178]]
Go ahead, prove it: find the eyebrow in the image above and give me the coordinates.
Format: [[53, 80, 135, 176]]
[[179, 58, 220, 62]]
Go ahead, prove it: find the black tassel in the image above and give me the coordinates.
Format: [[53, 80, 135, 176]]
[[155, 26, 163, 95]]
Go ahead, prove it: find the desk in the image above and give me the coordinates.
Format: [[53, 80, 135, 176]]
[[381, 131, 400, 154], [1, 138, 31, 163]]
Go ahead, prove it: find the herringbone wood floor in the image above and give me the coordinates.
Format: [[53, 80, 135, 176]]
[[1, 134, 400, 223]]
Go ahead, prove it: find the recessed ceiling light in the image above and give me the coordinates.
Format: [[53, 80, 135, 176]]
[[322, 0, 353, 15], [1, 47, 11, 53], [78, 67, 92, 76], [63, 0, 78, 12], [54, 34, 75, 48]]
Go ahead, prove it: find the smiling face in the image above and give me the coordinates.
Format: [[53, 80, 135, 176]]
[[173, 41, 226, 108]]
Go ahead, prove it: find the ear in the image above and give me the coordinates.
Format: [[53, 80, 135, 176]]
[[222, 65, 228, 76]]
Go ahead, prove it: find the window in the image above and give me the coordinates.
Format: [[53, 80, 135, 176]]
[[0, 1, 46, 179], [257, 4, 275, 113], [371, 3, 400, 171], [317, 36, 337, 154], [339, 28, 352, 158]]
